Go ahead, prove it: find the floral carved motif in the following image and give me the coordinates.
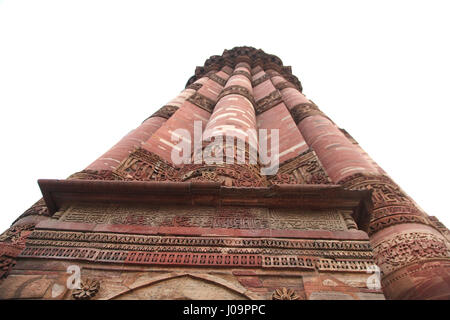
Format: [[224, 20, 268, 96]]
[[272, 288, 302, 300], [72, 279, 100, 300]]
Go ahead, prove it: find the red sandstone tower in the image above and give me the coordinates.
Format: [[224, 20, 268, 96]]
[[0, 47, 449, 300]]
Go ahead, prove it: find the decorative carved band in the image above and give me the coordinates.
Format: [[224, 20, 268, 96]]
[[149, 105, 179, 120], [235, 58, 252, 67], [208, 73, 227, 86], [54, 205, 353, 236], [289, 102, 326, 124], [373, 232, 449, 275], [221, 66, 233, 75], [252, 73, 270, 87], [368, 214, 431, 236], [114, 147, 178, 181], [20, 243, 374, 273], [0, 224, 35, 245], [265, 70, 279, 77], [187, 92, 217, 113], [339, 173, 428, 234], [113, 145, 266, 187], [274, 81, 297, 91], [429, 216, 450, 240], [28, 230, 372, 252], [232, 70, 252, 82], [0, 256, 15, 279], [178, 164, 266, 187], [217, 85, 255, 106], [268, 149, 332, 185], [0, 224, 34, 279], [186, 82, 203, 90], [255, 90, 283, 114], [68, 170, 121, 181], [235, 61, 251, 68], [27, 240, 373, 260]]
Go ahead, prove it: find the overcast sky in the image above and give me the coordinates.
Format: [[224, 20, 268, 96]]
[[0, 0, 449, 231]]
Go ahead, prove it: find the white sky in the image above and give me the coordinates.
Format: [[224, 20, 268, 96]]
[[0, 0, 449, 231]]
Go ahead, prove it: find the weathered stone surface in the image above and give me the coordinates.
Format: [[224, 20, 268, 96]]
[[1, 46, 447, 300]]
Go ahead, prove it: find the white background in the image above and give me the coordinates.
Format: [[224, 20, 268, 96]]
[[0, 0, 449, 231]]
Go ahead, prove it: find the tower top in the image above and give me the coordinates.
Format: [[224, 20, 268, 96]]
[[186, 46, 303, 92]]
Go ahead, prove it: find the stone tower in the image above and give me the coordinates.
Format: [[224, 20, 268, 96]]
[[0, 47, 449, 300]]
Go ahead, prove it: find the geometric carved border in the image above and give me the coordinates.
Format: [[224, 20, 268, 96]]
[[268, 149, 332, 185], [20, 246, 374, 273]]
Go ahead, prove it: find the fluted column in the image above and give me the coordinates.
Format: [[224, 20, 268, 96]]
[[86, 117, 166, 172], [179, 61, 266, 187], [13, 76, 211, 224], [86, 80, 207, 172], [142, 68, 230, 164], [281, 78, 450, 299], [254, 68, 309, 165], [203, 62, 257, 160]]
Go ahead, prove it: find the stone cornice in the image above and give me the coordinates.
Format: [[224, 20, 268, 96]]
[[37, 179, 372, 220]]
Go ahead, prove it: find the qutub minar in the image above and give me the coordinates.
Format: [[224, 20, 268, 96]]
[[0, 46, 449, 300]]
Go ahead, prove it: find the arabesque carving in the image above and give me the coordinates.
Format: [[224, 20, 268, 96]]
[[373, 232, 449, 274], [187, 92, 216, 113], [114, 147, 178, 181], [339, 173, 428, 234], [149, 105, 179, 119], [289, 102, 327, 124], [252, 73, 270, 87], [217, 85, 255, 106], [255, 90, 282, 114], [268, 149, 331, 185]]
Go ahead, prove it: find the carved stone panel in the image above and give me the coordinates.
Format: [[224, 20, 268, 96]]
[[373, 232, 450, 274], [114, 148, 178, 181], [268, 149, 331, 185], [59, 204, 348, 232]]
